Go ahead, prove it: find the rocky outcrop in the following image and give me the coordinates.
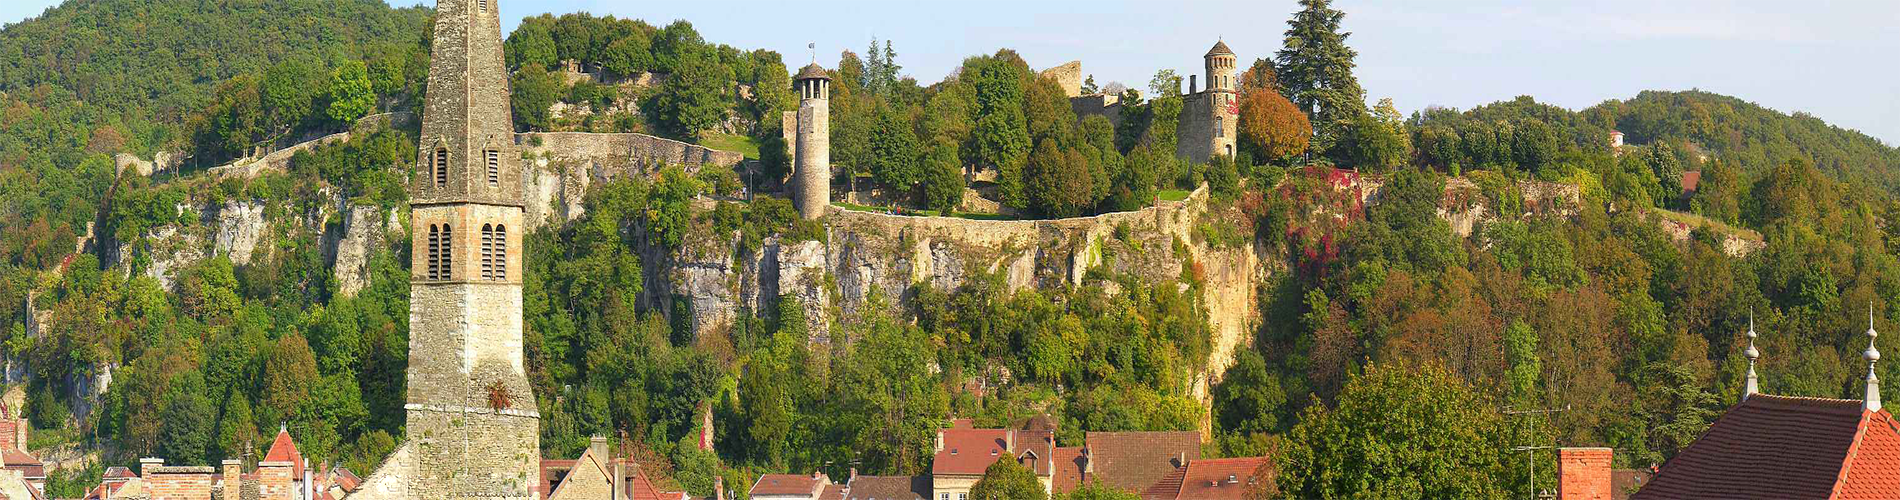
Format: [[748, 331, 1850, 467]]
[[331, 205, 398, 298], [211, 201, 268, 265], [518, 132, 745, 229]]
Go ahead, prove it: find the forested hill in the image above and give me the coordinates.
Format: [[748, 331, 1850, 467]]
[[0, 0, 430, 127], [1590, 90, 1900, 193]]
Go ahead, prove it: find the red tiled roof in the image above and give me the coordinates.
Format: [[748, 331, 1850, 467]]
[[1611, 469, 1650, 500], [1140, 457, 1266, 500], [816, 483, 845, 500], [1680, 171, 1702, 194], [262, 427, 305, 478], [104, 466, 137, 479], [751, 473, 822, 497], [1632, 394, 1900, 499], [2, 448, 40, 467], [1082, 432, 1201, 493], [932, 428, 1056, 476], [623, 465, 670, 500], [1051, 447, 1086, 493], [842, 475, 928, 500]]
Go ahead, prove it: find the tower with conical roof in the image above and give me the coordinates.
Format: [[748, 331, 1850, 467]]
[[392, 0, 540, 497], [1176, 41, 1239, 164], [792, 63, 832, 219]]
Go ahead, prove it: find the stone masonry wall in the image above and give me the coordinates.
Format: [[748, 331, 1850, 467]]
[[519, 132, 744, 229]]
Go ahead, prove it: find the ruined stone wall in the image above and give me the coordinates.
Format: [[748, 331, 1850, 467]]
[[1040, 61, 1083, 98], [1070, 94, 1124, 129]]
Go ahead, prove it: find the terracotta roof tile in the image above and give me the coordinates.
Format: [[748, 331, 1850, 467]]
[[816, 483, 845, 500], [932, 428, 1056, 476], [262, 427, 305, 478], [1051, 447, 1086, 493], [842, 475, 928, 500], [1632, 394, 1900, 499], [1140, 457, 1265, 500], [1083, 432, 1201, 493], [751, 473, 823, 497]]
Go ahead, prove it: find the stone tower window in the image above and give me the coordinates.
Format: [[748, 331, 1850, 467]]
[[427, 224, 453, 280], [480, 224, 494, 280], [486, 149, 500, 187], [494, 224, 507, 280], [433, 147, 448, 189], [479, 224, 508, 281], [480, 0, 489, 13]]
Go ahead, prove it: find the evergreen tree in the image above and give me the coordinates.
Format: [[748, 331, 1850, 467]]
[[1276, 0, 1366, 157], [159, 373, 215, 465]]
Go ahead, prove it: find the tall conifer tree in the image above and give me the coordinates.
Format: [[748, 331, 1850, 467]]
[[1275, 0, 1366, 157]]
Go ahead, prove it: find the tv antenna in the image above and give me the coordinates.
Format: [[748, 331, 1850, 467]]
[[1504, 404, 1571, 500]]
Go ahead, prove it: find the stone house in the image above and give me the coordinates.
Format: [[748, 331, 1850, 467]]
[[539, 437, 695, 500], [80, 427, 361, 500]]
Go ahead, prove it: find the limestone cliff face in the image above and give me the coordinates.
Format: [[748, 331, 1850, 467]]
[[642, 187, 1268, 406]]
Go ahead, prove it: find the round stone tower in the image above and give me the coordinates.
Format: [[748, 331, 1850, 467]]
[[793, 63, 831, 220], [1204, 40, 1239, 159]]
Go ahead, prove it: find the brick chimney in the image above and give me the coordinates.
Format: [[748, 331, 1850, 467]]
[[1558, 448, 1613, 500], [258, 459, 295, 500], [1189, 75, 1198, 94], [220, 460, 242, 500], [146, 464, 215, 500]]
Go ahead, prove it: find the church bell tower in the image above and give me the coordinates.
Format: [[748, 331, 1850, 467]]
[[404, 0, 539, 497]]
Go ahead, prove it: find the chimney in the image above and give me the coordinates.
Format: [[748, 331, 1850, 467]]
[[221, 460, 243, 500], [258, 458, 295, 500], [141, 458, 165, 477], [589, 436, 611, 464], [935, 430, 945, 453], [1082, 448, 1093, 474], [146, 464, 215, 500], [1005, 431, 1015, 452], [714, 476, 725, 500], [302, 462, 314, 500], [1189, 75, 1198, 94], [1557, 448, 1613, 500]]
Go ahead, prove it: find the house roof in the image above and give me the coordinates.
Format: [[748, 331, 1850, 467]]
[[816, 483, 845, 500], [1082, 431, 1202, 493], [262, 427, 305, 478], [750, 473, 823, 497], [1140, 457, 1267, 500], [1051, 447, 1086, 493], [1632, 394, 1900, 499], [931, 427, 1056, 476], [2, 448, 40, 467], [842, 475, 929, 500], [1680, 171, 1702, 193]]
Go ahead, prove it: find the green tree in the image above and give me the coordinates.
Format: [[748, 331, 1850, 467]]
[[869, 105, 923, 193], [261, 58, 322, 137], [510, 64, 561, 131], [1504, 320, 1541, 403], [261, 333, 318, 429], [647, 49, 731, 139], [599, 34, 653, 78], [1060, 482, 1141, 500], [1275, 0, 1366, 155], [158, 373, 214, 465], [1213, 349, 1285, 435], [1024, 139, 1094, 218], [325, 61, 376, 126], [969, 451, 1048, 500], [505, 17, 559, 70], [1148, 69, 1183, 98], [921, 142, 966, 215], [1277, 363, 1513, 499]]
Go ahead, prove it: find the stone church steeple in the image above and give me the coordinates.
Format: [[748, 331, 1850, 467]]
[[401, 0, 539, 497]]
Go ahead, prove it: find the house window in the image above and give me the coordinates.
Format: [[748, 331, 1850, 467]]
[[486, 149, 500, 187], [434, 148, 448, 188], [957, 494, 967, 500]]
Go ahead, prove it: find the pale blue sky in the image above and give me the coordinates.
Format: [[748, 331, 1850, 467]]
[[5, 1, 1898, 144]]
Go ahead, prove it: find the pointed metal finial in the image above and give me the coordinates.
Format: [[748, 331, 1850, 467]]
[[1743, 312, 1759, 402], [1866, 303, 1882, 412]]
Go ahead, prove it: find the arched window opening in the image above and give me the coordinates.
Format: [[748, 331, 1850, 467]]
[[434, 148, 449, 189], [494, 225, 508, 280], [480, 223, 495, 280], [486, 149, 500, 187], [439, 224, 453, 280], [426, 224, 441, 280]]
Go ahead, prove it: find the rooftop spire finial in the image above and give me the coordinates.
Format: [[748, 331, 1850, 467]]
[[1743, 312, 1760, 402], [1866, 303, 1882, 412]]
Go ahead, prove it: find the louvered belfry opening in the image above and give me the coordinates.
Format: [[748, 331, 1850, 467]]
[[433, 147, 448, 188], [486, 149, 500, 187]]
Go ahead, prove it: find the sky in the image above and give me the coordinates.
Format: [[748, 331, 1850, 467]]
[[4, 0, 1898, 145]]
